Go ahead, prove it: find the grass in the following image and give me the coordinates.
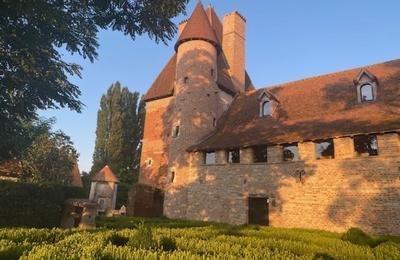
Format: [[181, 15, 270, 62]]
[[0, 217, 399, 259]]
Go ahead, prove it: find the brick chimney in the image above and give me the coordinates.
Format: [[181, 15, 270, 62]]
[[222, 12, 246, 91]]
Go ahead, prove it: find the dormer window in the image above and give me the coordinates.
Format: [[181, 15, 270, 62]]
[[258, 91, 278, 118], [354, 70, 377, 103], [262, 101, 272, 117], [360, 84, 374, 102]]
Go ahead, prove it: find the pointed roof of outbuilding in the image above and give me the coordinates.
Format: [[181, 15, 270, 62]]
[[175, 2, 220, 51], [91, 165, 118, 183]]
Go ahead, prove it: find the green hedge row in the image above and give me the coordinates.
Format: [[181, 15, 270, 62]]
[[0, 181, 85, 228], [0, 224, 399, 259]]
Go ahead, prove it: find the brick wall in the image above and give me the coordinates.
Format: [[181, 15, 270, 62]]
[[139, 97, 174, 188], [222, 12, 246, 91]]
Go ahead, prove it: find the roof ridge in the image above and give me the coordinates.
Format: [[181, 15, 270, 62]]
[[261, 58, 400, 92]]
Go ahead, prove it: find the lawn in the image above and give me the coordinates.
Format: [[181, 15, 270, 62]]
[[0, 216, 399, 259]]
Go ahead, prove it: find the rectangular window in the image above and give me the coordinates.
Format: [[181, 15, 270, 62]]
[[227, 149, 240, 164], [283, 143, 300, 161], [315, 139, 334, 159], [253, 145, 268, 163], [204, 151, 216, 165], [172, 125, 180, 138], [354, 135, 378, 156]]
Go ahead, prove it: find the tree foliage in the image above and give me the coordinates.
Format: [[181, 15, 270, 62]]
[[20, 119, 79, 185], [91, 82, 144, 183], [0, 0, 188, 161]]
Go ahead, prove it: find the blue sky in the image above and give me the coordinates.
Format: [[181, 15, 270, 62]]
[[40, 0, 400, 172]]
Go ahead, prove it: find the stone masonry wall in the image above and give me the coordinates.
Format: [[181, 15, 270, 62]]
[[163, 40, 234, 218], [164, 133, 400, 235]]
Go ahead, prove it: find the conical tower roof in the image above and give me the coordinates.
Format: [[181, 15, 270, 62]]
[[206, 5, 223, 44], [175, 2, 220, 51], [91, 165, 119, 183]]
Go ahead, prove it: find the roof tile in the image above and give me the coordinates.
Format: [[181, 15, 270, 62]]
[[175, 2, 219, 51], [191, 59, 400, 151], [91, 165, 118, 183]]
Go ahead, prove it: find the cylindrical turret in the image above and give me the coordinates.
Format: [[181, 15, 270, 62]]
[[169, 39, 220, 184]]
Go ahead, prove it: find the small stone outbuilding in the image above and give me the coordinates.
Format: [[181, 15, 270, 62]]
[[89, 165, 119, 214]]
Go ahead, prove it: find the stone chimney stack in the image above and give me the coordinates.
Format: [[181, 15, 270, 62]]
[[222, 12, 246, 91]]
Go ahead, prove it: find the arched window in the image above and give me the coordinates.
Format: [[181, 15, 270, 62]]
[[360, 84, 374, 102], [262, 101, 272, 117]]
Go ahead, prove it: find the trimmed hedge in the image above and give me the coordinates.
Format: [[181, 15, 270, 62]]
[[0, 223, 399, 259], [0, 181, 85, 228]]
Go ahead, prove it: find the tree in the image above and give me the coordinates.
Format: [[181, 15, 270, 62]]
[[0, 0, 188, 161], [20, 120, 79, 185], [91, 82, 143, 183]]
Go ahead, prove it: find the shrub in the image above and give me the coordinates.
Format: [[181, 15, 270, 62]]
[[1, 218, 398, 259], [218, 226, 243, 237], [128, 221, 156, 249], [0, 181, 85, 228], [341, 227, 376, 247], [108, 233, 129, 247], [0, 240, 26, 260], [158, 236, 177, 251], [373, 241, 400, 259]]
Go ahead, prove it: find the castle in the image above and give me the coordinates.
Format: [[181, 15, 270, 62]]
[[129, 2, 400, 235]]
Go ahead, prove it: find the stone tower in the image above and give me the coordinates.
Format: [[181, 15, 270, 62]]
[[129, 2, 250, 218], [169, 3, 222, 183]]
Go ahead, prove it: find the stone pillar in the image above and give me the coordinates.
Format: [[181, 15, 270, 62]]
[[377, 133, 400, 156], [216, 150, 227, 164], [298, 142, 315, 161], [240, 148, 253, 164], [334, 137, 354, 159], [267, 145, 283, 163], [79, 202, 97, 229]]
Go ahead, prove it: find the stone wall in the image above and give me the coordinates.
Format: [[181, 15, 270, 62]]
[[164, 133, 400, 235]]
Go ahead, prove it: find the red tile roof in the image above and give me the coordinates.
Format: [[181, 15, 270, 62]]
[[91, 165, 118, 183], [206, 5, 223, 44], [175, 2, 220, 52], [143, 54, 176, 102], [191, 59, 400, 151]]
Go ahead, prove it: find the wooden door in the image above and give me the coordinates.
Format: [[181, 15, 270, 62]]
[[248, 197, 269, 225]]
